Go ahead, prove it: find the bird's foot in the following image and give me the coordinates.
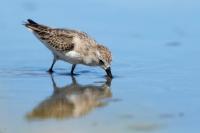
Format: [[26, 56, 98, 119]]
[[70, 72, 79, 76], [47, 69, 54, 73]]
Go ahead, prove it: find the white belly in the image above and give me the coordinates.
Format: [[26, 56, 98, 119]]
[[55, 50, 83, 64]]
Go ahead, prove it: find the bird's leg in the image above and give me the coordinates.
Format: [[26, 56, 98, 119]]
[[48, 57, 56, 73], [71, 64, 76, 75]]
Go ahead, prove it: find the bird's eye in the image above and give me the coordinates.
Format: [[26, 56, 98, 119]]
[[99, 59, 104, 65]]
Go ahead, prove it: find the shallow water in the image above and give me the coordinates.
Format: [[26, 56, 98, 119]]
[[1, 0, 200, 133]]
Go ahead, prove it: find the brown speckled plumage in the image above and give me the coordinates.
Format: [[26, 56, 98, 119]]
[[25, 22, 75, 52], [97, 45, 112, 64], [24, 19, 113, 78]]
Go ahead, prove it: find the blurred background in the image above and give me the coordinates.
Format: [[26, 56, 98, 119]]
[[0, 0, 200, 133]]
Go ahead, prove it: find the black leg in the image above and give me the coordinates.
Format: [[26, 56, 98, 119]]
[[71, 64, 76, 75], [48, 57, 56, 73]]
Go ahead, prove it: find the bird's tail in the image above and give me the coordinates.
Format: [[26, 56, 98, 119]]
[[23, 19, 50, 32]]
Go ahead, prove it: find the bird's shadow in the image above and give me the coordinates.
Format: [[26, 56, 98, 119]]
[[26, 74, 112, 120]]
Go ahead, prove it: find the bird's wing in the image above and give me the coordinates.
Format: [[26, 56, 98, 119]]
[[24, 19, 75, 52], [42, 29, 75, 52]]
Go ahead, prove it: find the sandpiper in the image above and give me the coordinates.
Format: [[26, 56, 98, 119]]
[[24, 19, 113, 78]]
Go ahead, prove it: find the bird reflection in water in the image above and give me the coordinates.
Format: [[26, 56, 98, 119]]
[[26, 74, 112, 120]]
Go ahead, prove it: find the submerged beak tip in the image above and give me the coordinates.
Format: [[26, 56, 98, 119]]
[[105, 67, 113, 78]]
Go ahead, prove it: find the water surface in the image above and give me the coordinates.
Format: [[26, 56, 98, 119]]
[[0, 0, 200, 133]]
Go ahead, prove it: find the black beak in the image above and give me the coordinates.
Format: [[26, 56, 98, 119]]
[[105, 67, 113, 78]]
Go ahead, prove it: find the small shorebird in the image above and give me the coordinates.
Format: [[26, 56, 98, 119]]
[[24, 19, 112, 78]]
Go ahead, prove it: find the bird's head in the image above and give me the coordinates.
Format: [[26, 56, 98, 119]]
[[97, 44, 113, 78]]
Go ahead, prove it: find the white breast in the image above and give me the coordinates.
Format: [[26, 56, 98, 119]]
[[65, 51, 80, 58], [62, 51, 82, 64]]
